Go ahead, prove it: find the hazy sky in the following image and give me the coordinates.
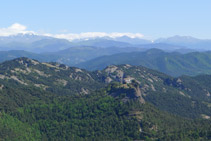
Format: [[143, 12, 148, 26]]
[[0, 0, 211, 39]]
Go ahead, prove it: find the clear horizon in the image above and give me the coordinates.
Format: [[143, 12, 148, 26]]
[[1, 0, 211, 40]]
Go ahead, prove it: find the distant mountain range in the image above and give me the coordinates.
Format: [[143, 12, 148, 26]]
[[0, 33, 52, 43], [0, 47, 147, 65], [1, 48, 211, 77], [0, 34, 211, 53], [76, 49, 211, 76], [155, 35, 211, 51], [0, 34, 74, 53], [0, 34, 211, 77]]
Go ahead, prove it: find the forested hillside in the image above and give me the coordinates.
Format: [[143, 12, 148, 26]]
[[0, 58, 210, 140]]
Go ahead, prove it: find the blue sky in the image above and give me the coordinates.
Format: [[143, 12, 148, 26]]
[[0, 0, 211, 39]]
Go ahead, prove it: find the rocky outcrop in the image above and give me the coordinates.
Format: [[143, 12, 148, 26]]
[[10, 76, 28, 85], [105, 77, 113, 84], [123, 76, 135, 84], [105, 65, 118, 73], [0, 84, 4, 90], [133, 81, 145, 104]]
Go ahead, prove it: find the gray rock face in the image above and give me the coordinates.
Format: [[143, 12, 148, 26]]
[[134, 84, 145, 104], [105, 65, 118, 73], [105, 77, 113, 84]]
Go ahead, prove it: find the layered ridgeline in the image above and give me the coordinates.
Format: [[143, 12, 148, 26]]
[[0, 47, 146, 66], [77, 49, 211, 76], [2, 48, 211, 77], [0, 58, 210, 140], [1, 34, 211, 52]]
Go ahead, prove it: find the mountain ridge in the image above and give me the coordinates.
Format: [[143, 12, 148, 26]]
[[1, 34, 211, 53], [0, 57, 210, 118], [0, 57, 210, 140], [77, 48, 211, 76]]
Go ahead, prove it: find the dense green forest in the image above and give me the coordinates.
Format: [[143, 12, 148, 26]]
[[0, 89, 210, 140], [0, 58, 210, 140]]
